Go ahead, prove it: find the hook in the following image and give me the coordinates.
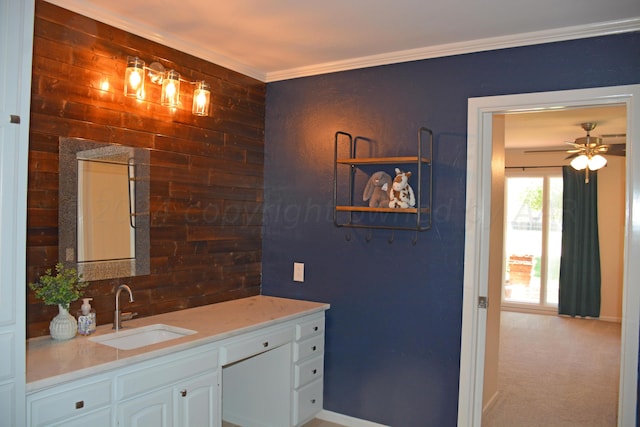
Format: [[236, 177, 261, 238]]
[[388, 231, 395, 244]]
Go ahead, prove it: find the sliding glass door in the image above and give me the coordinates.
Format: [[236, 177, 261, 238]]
[[503, 171, 563, 308]]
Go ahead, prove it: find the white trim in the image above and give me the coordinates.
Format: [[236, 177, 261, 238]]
[[316, 410, 390, 427], [458, 85, 640, 427], [41, 1, 640, 83], [265, 18, 640, 82]]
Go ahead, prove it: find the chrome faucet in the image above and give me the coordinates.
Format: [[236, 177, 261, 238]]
[[113, 284, 135, 331]]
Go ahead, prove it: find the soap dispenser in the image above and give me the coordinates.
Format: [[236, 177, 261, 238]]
[[77, 298, 96, 335]]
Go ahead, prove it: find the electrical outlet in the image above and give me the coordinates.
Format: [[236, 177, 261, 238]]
[[293, 262, 304, 282]]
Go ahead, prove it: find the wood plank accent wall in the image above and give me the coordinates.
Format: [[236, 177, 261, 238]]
[[26, 0, 265, 338]]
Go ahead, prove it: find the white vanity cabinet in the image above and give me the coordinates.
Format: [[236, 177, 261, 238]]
[[26, 296, 329, 427], [27, 345, 219, 427]]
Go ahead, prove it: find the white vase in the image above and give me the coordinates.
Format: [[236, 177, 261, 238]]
[[49, 304, 77, 340]]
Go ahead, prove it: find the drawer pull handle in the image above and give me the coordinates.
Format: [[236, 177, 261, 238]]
[[312, 369, 318, 374], [311, 345, 317, 351], [180, 389, 187, 397], [313, 326, 319, 331], [311, 398, 316, 404], [263, 341, 269, 348], [75, 400, 84, 409]]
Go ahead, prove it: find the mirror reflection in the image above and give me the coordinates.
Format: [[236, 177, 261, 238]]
[[59, 137, 150, 281]]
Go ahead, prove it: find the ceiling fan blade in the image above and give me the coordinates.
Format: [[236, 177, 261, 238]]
[[606, 143, 626, 156], [524, 148, 571, 154], [601, 133, 626, 139], [564, 153, 580, 160]]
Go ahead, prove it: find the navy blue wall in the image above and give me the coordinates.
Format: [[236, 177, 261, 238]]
[[263, 33, 640, 426]]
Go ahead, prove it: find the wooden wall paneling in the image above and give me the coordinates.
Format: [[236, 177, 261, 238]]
[[26, 0, 265, 337]]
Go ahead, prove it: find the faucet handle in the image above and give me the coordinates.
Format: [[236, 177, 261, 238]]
[[121, 312, 138, 321]]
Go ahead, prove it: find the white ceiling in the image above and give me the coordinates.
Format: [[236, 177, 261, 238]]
[[47, 0, 636, 148], [504, 105, 627, 150]]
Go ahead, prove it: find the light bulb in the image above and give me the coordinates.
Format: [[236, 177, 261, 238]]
[[129, 70, 141, 89]]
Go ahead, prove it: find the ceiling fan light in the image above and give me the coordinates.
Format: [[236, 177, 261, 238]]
[[588, 154, 607, 171], [570, 154, 589, 170]]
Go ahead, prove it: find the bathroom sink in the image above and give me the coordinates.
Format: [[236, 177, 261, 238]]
[[89, 324, 196, 350]]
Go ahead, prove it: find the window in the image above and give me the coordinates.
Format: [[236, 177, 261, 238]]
[[503, 171, 563, 308]]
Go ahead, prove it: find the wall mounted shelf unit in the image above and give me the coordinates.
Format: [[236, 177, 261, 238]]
[[333, 127, 433, 236]]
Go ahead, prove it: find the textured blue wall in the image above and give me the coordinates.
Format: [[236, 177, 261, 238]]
[[263, 33, 640, 426]]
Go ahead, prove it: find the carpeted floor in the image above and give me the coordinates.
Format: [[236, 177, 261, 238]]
[[482, 311, 621, 427]]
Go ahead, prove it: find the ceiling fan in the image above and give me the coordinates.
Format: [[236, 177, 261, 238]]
[[526, 122, 626, 183]]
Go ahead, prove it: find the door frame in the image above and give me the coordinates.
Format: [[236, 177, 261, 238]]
[[457, 84, 640, 427]]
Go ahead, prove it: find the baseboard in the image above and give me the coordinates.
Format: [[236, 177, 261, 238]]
[[599, 315, 622, 323], [316, 410, 390, 427]]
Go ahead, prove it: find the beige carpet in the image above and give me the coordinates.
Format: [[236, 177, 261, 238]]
[[483, 311, 621, 427]]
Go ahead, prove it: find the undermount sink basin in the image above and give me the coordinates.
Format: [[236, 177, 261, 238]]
[[89, 324, 196, 350]]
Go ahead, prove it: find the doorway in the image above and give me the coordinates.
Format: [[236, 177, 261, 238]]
[[457, 85, 640, 427]]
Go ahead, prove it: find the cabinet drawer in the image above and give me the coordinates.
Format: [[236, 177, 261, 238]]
[[294, 355, 324, 388], [295, 315, 325, 341], [116, 347, 217, 400], [51, 407, 112, 427], [29, 379, 112, 427], [220, 326, 292, 365], [293, 333, 324, 362], [293, 378, 323, 426]]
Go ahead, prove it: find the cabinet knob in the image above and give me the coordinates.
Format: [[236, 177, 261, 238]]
[[313, 326, 318, 331], [310, 399, 316, 404], [311, 345, 317, 351], [263, 341, 269, 348], [312, 369, 317, 375], [180, 389, 187, 397], [75, 400, 84, 409]]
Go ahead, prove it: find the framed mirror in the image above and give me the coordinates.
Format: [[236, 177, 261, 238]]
[[59, 137, 150, 281]]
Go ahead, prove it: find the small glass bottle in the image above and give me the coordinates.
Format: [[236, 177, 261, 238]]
[[77, 298, 96, 335]]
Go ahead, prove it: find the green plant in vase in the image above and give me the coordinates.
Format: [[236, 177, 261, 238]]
[[29, 263, 89, 340]]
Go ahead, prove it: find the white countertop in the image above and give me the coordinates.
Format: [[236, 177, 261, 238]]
[[26, 295, 329, 392]]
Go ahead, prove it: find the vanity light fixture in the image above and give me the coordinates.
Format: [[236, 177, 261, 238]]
[[192, 81, 211, 116], [124, 56, 211, 116], [161, 70, 180, 108], [124, 57, 145, 99]]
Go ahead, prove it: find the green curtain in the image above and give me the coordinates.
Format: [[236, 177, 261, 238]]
[[558, 166, 601, 317]]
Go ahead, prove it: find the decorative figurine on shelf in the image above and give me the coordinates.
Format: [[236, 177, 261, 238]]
[[389, 168, 416, 208], [29, 263, 89, 340], [362, 171, 392, 208]]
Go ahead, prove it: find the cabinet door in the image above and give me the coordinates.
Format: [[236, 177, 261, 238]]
[[174, 371, 219, 427], [0, 0, 34, 426], [117, 388, 174, 427]]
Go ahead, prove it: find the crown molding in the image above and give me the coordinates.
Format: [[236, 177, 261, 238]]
[[43, 1, 639, 84], [265, 17, 640, 82]]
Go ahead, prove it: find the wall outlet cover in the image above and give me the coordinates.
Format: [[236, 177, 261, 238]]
[[293, 262, 304, 282]]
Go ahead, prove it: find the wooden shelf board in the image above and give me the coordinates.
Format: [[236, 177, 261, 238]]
[[336, 156, 430, 165], [336, 206, 430, 214]]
